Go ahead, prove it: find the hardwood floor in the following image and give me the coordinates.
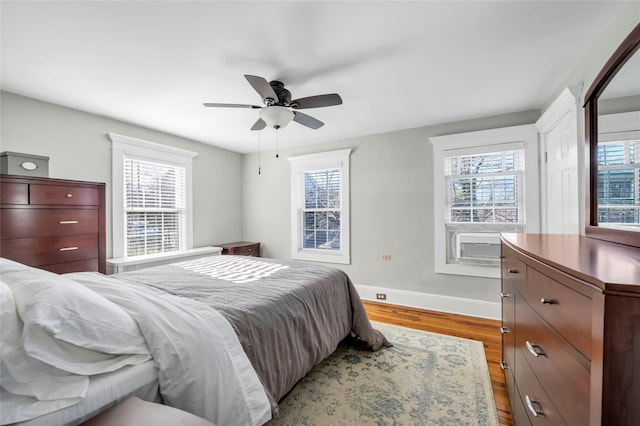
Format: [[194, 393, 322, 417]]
[[363, 300, 513, 426]]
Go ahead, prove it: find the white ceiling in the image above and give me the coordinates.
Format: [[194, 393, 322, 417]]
[[0, 1, 628, 154]]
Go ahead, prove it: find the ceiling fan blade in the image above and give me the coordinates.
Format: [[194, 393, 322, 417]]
[[250, 118, 267, 131], [203, 103, 262, 109], [290, 93, 342, 109], [293, 111, 324, 129], [245, 75, 278, 104]]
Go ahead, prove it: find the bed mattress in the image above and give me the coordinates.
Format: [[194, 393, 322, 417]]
[[7, 360, 158, 426]]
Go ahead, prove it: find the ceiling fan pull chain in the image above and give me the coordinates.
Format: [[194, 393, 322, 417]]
[[258, 130, 262, 175], [275, 128, 280, 158]]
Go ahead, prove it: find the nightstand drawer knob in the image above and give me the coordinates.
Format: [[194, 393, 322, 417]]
[[66, 193, 73, 198], [541, 298, 554, 304]]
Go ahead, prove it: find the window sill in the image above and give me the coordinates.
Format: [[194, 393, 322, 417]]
[[107, 246, 222, 274], [292, 249, 350, 265], [435, 262, 500, 279]]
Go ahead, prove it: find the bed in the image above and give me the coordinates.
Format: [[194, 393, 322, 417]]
[[1, 254, 389, 426]]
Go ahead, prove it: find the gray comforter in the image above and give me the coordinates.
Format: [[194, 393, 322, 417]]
[[113, 255, 390, 412]]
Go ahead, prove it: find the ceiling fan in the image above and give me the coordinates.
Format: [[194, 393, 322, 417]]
[[203, 75, 342, 130]]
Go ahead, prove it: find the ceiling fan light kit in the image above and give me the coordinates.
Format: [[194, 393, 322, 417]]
[[259, 106, 294, 129], [204, 74, 342, 131]]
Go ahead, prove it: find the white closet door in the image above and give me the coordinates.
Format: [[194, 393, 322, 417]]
[[537, 87, 581, 234]]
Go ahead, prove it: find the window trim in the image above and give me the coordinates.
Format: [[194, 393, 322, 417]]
[[430, 124, 539, 278], [288, 149, 351, 264], [110, 133, 198, 259]]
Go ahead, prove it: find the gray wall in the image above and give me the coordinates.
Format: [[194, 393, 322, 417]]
[[241, 2, 640, 303], [241, 110, 539, 302], [0, 91, 244, 257]]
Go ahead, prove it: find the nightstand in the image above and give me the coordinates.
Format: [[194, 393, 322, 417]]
[[216, 241, 260, 257]]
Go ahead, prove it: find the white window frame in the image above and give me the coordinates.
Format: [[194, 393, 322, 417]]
[[289, 149, 351, 264], [597, 111, 640, 229], [430, 124, 539, 278], [110, 133, 198, 259]]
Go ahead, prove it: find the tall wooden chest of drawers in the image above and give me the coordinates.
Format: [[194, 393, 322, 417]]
[[1, 174, 106, 273], [501, 233, 640, 426]]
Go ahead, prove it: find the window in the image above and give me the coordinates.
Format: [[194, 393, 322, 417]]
[[110, 133, 197, 259], [430, 125, 539, 278], [124, 158, 186, 256], [597, 139, 640, 227], [289, 149, 351, 264]]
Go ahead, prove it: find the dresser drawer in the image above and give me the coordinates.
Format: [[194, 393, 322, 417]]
[[41, 258, 100, 274], [510, 381, 533, 426], [515, 348, 565, 425], [525, 267, 592, 359], [517, 297, 590, 425], [30, 184, 99, 206], [1, 234, 99, 267], [0, 182, 28, 204], [502, 245, 526, 292], [1, 209, 98, 239]]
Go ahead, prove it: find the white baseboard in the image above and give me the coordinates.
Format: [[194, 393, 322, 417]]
[[355, 284, 501, 320]]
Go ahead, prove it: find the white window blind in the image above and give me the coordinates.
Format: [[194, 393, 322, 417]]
[[597, 139, 640, 226], [124, 157, 187, 257], [301, 168, 342, 250], [445, 150, 524, 225]]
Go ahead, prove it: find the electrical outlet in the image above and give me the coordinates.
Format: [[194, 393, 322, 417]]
[[376, 293, 387, 300], [381, 254, 392, 260]]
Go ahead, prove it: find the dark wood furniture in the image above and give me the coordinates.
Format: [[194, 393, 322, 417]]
[[0, 174, 106, 273], [216, 241, 260, 257], [501, 233, 640, 426], [584, 23, 640, 248]]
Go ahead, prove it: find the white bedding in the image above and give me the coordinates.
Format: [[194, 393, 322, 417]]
[[67, 271, 272, 426], [1, 258, 272, 426], [8, 360, 159, 426]]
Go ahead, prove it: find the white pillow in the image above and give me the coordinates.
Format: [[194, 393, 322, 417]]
[[0, 258, 150, 375], [1, 280, 88, 424]]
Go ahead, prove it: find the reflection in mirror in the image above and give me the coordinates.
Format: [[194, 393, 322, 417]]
[[596, 47, 640, 232]]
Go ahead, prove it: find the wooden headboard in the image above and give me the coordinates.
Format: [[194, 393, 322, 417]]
[[0, 174, 106, 274]]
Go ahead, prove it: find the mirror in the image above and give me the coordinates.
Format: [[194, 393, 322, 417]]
[[585, 23, 640, 247]]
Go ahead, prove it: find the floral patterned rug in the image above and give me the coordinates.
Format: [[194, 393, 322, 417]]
[[268, 321, 499, 426]]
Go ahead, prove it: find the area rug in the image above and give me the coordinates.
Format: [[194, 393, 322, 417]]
[[268, 321, 499, 426]]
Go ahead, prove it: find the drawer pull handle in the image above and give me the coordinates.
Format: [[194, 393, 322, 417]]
[[59, 246, 79, 251], [66, 193, 73, 198], [540, 298, 554, 305], [507, 268, 519, 274], [59, 220, 79, 225], [500, 291, 510, 298], [526, 341, 545, 357], [525, 395, 543, 417], [500, 360, 509, 370], [500, 326, 510, 334]]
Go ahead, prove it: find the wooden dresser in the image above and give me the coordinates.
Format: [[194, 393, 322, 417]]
[[216, 241, 260, 257], [500, 233, 640, 426], [0, 174, 106, 273]]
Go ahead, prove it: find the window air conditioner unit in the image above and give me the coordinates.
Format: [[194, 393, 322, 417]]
[[455, 233, 501, 261]]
